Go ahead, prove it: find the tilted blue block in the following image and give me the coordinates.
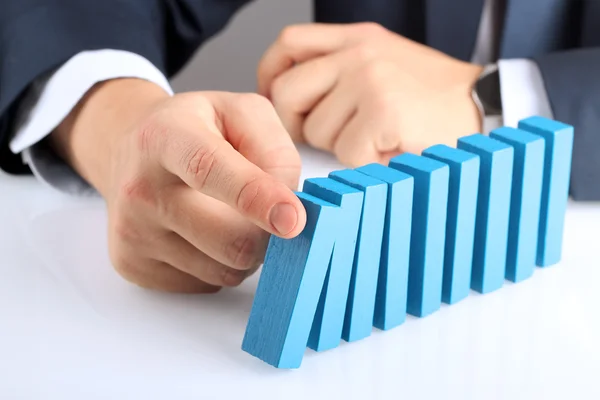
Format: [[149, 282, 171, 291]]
[[242, 192, 339, 369], [458, 134, 514, 294], [422, 145, 479, 304], [517, 116, 574, 267], [329, 169, 387, 342], [302, 178, 364, 352], [355, 163, 414, 330], [490, 127, 545, 282], [388, 154, 449, 317]]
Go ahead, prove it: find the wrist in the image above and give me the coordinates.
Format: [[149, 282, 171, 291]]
[[50, 78, 170, 197]]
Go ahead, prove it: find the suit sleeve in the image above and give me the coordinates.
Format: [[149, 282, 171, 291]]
[[533, 48, 600, 201], [0, 0, 249, 175]]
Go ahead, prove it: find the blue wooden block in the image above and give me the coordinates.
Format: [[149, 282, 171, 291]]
[[517, 116, 574, 267], [355, 163, 414, 331], [458, 134, 514, 294], [329, 169, 387, 342], [490, 127, 545, 282], [302, 178, 364, 352], [242, 192, 339, 369], [422, 145, 480, 304], [388, 154, 449, 318]]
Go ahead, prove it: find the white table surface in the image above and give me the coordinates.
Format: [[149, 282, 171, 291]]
[[1, 145, 599, 400]]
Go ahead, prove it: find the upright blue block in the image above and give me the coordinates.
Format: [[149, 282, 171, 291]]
[[422, 145, 480, 304], [242, 192, 339, 369], [329, 169, 387, 342], [518, 116, 574, 267], [302, 178, 364, 352], [355, 163, 414, 330], [389, 154, 449, 318], [458, 134, 514, 294], [490, 127, 545, 281]]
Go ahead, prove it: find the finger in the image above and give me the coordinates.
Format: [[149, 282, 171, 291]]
[[269, 51, 348, 142], [152, 100, 305, 238], [303, 69, 360, 151], [332, 110, 386, 167], [210, 93, 303, 191], [163, 186, 269, 271], [154, 231, 251, 287], [116, 256, 221, 294], [258, 23, 362, 97]]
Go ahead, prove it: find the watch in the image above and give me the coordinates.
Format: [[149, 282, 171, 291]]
[[471, 64, 503, 118]]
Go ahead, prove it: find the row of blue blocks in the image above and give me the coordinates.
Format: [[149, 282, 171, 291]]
[[242, 116, 574, 369]]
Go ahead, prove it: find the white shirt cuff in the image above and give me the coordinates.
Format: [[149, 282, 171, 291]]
[[498, 58, 554, 128], [10, 49, 173, 195]]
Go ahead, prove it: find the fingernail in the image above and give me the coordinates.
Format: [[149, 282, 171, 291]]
[[269, 203, 298, 235]]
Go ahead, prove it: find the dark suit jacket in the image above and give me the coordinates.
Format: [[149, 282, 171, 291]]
[[1, 0, 598, 200]]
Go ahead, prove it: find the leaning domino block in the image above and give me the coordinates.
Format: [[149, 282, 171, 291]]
[[518, 116, 574, 267], [490, 127, 545, 282], [458, 134, 513, 294], [389, 154, 449, 318], [303, 178, 364, 352], [356, 163, 414, 330], [242, 192, 339, 369], [422, 145, 479, 304], [329, 169, 387, 342]]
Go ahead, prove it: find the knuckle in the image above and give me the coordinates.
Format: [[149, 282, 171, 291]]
[[225, 235, 261, 270], [370, 90, 399, 114], [351, 43, 377, 62], [182, 143, 219, 190], [270, 76, 291, 106], [278, 25, 301, 47], [221, 268, 247, 287], [176, 92, 213, 110], [111, 254, 142, 284], [114, 178, 174, 231], [303, 121, 327, 149], [111, 216, 144, 250], [366, 76, 404, 116], [360, 60, 391, 86], [117, 177, 157, 211], [354, 22, 387, 37], [237, 177, 265, 214], [334, 142, 364, 168]]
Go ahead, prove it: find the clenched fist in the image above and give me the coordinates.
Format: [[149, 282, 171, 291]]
[[51, 79, 306, 293], [258, 23, 484, 166]]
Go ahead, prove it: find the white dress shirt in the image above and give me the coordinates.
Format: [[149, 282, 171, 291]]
[[10, 0, 554, 195]]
